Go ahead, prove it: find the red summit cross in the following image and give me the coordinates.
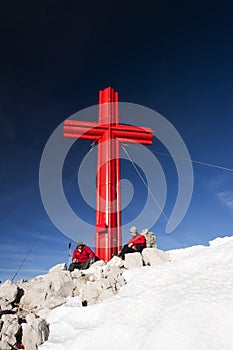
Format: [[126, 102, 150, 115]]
[[64, 87, 153, 262]]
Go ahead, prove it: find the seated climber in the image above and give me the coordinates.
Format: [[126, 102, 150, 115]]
[[69, 240, 95, 272], [118, 226, 146, 260]]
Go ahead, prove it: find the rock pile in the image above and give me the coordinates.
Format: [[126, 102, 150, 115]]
[[0, 247, 169, 350], [0, 260, 126, 350]]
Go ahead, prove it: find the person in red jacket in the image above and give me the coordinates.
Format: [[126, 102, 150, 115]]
[[118, 226, 146, 260], [68, 240, 95, 271]]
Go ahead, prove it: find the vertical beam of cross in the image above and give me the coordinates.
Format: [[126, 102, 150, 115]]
[[95, 87, 119, 260], [64, 87, 153, 261]]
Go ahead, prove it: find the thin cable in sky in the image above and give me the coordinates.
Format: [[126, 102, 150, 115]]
[[0, 194, 34, 223], [122, 145, 189, 248], [122, 145, 169, 223], [123, 144, 233, 172], [11, 237, 38, 282], [155, 151, 233, 172]]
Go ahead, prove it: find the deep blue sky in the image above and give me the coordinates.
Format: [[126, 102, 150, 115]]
[[1, 1, 233, 282]]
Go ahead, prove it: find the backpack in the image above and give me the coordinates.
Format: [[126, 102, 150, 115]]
[[141, 228, 157, 248]]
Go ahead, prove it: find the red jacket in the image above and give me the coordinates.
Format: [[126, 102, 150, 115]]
[[127, 234, 146, 249], [72, 245, 95, 263]]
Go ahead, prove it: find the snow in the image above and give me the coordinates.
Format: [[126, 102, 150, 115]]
[[39, 236, 233, 350]]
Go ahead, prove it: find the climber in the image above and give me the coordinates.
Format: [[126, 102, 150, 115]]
[[68, 240, 95, 272], [118, 226, 146, 260]]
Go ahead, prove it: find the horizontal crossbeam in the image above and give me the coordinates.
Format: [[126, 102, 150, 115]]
[[64, 120, 153, 144]]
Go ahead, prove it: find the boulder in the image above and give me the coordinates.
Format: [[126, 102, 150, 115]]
[[115, 274, 126, 288], [81, 282, 100, 305], [103, 266, 124, 290], [71, 269, 82, 279], [142, 248, 169, 266], [80, 264, 126, 305], [91, 260, 105, 268], [104, 266, 122, 278], [22, 313, 49, 350], [48, 263, 67, 273], [0, 314, 19, 347], [83, 266, 104, 281], [124, 252, 143, 269], [19, 268, 74, 312], [72, 277, 86, 296], [0, 340, 12, 350], [99, 288, 115, 301], [107, 256, 124, 268], [156, 249, 170, 262], [95, 278, 111, 291], [46, 269, 73, 299], [0, 280, 19, 305], [0, 300, 14, 311], [19, 275, 49, 312]]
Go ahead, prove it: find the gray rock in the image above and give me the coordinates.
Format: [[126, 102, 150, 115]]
[[73, 277, 86, 297], [0, 280, 19, 304], [104, 266, 122, 278], [48, 263, 67, 273], [82, 265, 105, 280], [124, 252, 143, 269], [0, 300, 14, 311], [0, 340, 12, 350], [1, 314, 19, 347], [91, 260, 105, 268], [71, 269, 82, 279], [22, 313, 49, 350], [142, 248, 169, 266], [156, 249, 170, 262], [99, 288, 115, 301], [116, 274, 127, 287], [46, 269, 73, 299], [95, 278, 111, 291], [19, 275, 49, 312], [19, 269, 74, 312], [81, 282, 100, 305], [107, 256, 124, 268]]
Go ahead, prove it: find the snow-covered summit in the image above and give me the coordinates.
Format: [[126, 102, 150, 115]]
[[208, 235, 233, 247], [40, 236, 233, 350]]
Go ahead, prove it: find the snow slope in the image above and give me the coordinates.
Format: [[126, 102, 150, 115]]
[[39, 236, 233, 350]]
